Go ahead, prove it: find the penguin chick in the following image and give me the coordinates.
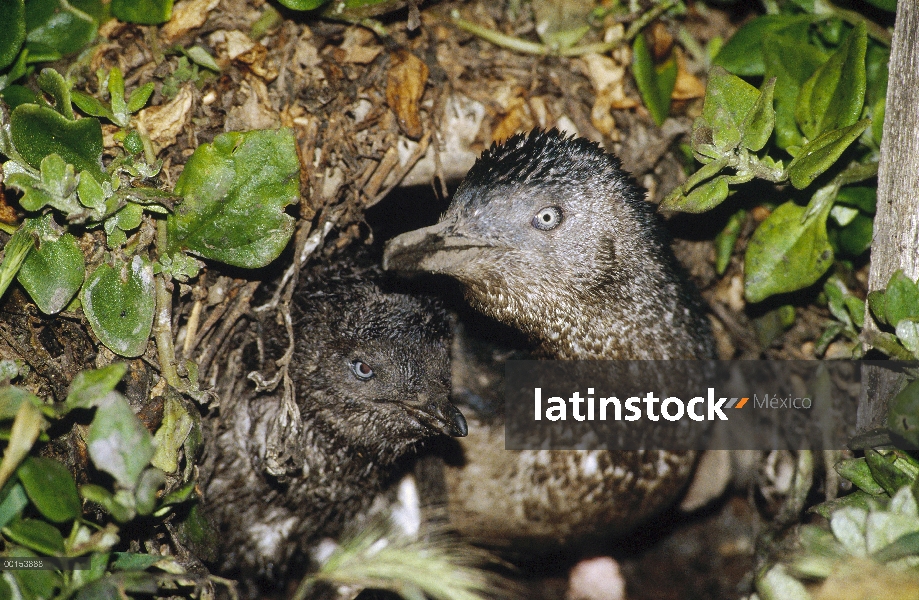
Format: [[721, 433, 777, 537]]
[[200, 256, 467, 591]]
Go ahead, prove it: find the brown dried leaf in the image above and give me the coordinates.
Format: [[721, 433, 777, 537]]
[[135, 86, 194, 154], [161, 0, 220, 42], [0, 187, 19, 224], [672, 51, 705, 101], [340, 28, 383, 65], [492, 97, 534, 143], [386, 50, 429, 139]]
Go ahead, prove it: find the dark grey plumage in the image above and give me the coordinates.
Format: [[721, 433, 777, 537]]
[[383, 129, 716, 544], [200, 257, 466, 586]]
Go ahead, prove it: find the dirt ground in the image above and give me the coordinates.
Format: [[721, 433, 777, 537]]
[[2, 0, 874, 598]]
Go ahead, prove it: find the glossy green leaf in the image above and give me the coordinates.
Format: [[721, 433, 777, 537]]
[[694, 66, 759, 155], [10, 103, 104, 181], [17, 215, 85, 315], [741, 78, 776, 152], [65, 363, 128, 409], [111, 0, 174, 24], [715, 209, 746, 275], [167, 129, 299, 269], [763, 32, 828, 150], [786, 119, 870, 189], [895, 319, 919, 357], [0, 482, 28, 529], [809, 490, 885, 520], [632, 34, 676, 127], [744, 201, 833, 303], [795, 22, 867, 140], [80, 257, 155, 357], [0, 0, 26, 70], [24, 0, 97, 58], [111, 552, 162, 571], [3, 518, 65, 555], [884, 271, 919, 327], [712, 15, 811, 77], [86, 392, 154, 489], [17, 457, 80, 523]]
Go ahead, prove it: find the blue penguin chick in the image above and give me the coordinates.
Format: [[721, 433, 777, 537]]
[[383, 129, 716, 545], [200, 255, 467, 592]]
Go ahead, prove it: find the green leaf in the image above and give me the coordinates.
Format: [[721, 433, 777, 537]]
[[65, 363, 128, 409], [0, 400, 44, 492], [24, 0, 97, 58], [693, 66, 760, 156], [4, 518, 65, 555], [670, 176, 730, 214], [77, 170, 108, 212], [0, 85, 40, 110], [741, 77, 776, 152], [111, 0, 174, 24], [0, 482, 28, 529], [167, 129, 300, 269], [0, 0, 26, 71], [183, 46, 220, 73], [712, 15, 811, 77], [126, 82, 155, 113], [71, 90, 115, 121], [632, 34, 676, 126], [36, 68, 74, 120], [865, 448, 913, 497], [113, 203, 143, 232], [86, 392, 154, 489], [756, 564, 812, 600], [17, 457, 80, 523], [895, 319, 919, 357], [836, 458, 886, 495], [715, 209, 747, 275], [836, 186, 876, 213], [889, 378, 919, 449], [884, 271, 919, 327], [7, 154, 82, 214], [809, 490, 885, 520], [874, 531, 919, 563], [10, 103, 104, 181], [0, 220, 36, 303], [836, 213, 873, 256], [277, 0, 327, 9], [134, 468, 165, 516], [795, 22, 867, 140], [786, 119, 871, 189], [80, 257, 155, 357], [763, 32, 828, 150], [80, 484, 133, 522], [151, 397, 193, 474], [111, 552, 162, 571], [17, 220, 85, 314], [744, 201, 833, 303]]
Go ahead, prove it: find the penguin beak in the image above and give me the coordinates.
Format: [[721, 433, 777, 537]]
[[383, 219, 495, 277], [411, 394, 468, 437]]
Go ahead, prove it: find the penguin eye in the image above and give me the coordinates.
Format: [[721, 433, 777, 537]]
[[532, 206, 562, 231], [350, 360, 374, 380]]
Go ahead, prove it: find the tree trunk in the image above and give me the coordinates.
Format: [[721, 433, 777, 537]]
[[860, 1, 919, 430]]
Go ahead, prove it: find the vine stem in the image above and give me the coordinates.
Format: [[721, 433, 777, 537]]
[[153, 220, 179, 387]]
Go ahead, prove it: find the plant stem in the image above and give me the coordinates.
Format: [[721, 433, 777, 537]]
[[624, 0, 681, 42], [153, 220, 179, 387], [825, 2, 892, 47]]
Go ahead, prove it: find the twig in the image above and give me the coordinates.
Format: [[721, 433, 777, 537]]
[[153, 221, 179, 387]]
